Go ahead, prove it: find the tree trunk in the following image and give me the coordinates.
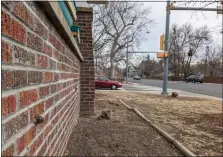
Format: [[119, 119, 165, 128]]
[[210, 70, 213, 76], [181, 53, 185, 79], [177, 53, 180, 79], [185, 56, 192, 77], [173, 53, 177, 79], [109, 56, 115, 79], [95, 58, 98, 73], [204, 55, 207, 76]]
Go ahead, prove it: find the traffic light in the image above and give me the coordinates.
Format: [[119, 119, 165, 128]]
[[188, 49, 192, 56], [160, 34, 165, 50]]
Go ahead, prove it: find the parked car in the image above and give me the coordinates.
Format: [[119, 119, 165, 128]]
[[95, 76, 122, 90], [133, 75, 141, 80], [185, 75, 204, 83]]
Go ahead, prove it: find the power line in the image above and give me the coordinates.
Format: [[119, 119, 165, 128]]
[[209, 25, 223, 30], [209, 28, 223, 32]]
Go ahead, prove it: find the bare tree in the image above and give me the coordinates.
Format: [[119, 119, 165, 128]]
[[93, 2, 154, 78], [169, 23, 194, 78], [184, 25, 212, 77], [200, 45, 222, 76], [139, 54, 163, 78], [174, 0, 222, 21], [168, 23, 212, 78], [175, 0, 220, 8]]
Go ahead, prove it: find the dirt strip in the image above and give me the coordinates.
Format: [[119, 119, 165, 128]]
[[65, 97, 183, 156], [95, 91, 222, 156]]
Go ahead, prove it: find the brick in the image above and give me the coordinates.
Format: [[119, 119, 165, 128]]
[[49, 59, 56, 70], [2, 70, 27, 90], [58, 83, 63, 91], [54, 93, 60, 104], [25, 126, 36, 146], [20, 89, 39, 108], [13, 2, 32, 26], [57, 63, 61, 71], [16, 135, 25, 155], [45, 97, 54, 110], [54, 73, 59, 82], [47, 130, 54, 144], [27, 32, 43, 51], [34, 19, 47, 39], [28, 71, 43, 85], [63, 82, 67, 88], [44, 124, 52, 138], [56, 102, 63, 113], [49, 33, 62, 52], [36, 54, 48, 68], [26, 1, 50, 28], [39, 86, 49, 98], [37, 141, 47, 156], [44, 42, 52, 57], [1, 11, 26, 44], [11, 2, 48, 39], [50, 84, 57, 94], [1, 95, 16, 118], [30, 102, 44, 121], [60, 63, 65, 71], [43, 72, 53, 83], [49, 107, 56, 120], [52, 48, 60, 61], [2, 144, 14, 157], [1, 40, 12, 63], [3, 111, 28, 141], [59, 54, 64, 63], [13, 2, 33, 27], [29, 134, 43, 156], [12, 45, 35, 66]]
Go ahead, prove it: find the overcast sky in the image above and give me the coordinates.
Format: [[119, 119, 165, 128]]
[[76, 0, 222, 64], [138, 1, 222, 60]]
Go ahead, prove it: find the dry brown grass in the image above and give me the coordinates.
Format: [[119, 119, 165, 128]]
[[95, 90, 223, 156]]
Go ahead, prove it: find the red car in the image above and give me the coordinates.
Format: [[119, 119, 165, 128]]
[[95, 76, 122, 90]]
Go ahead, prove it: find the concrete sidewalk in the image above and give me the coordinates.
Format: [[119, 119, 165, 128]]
[[122, 83, 222, 101]]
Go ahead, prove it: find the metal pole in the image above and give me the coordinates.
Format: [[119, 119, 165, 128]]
[[162, 0, 171, 95], [126, 41, 129, 83], [171, 7, 223, 12]]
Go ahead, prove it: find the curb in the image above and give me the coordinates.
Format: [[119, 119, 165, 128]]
[[120, 100, 197, 157], [122, 82, 139, 86]]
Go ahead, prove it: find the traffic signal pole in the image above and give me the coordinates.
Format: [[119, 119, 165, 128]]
[[125, 0, 222, 87], [162, 0, 171, 95]]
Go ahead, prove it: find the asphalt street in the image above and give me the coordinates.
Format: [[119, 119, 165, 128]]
[[127, 78, 222, 98]]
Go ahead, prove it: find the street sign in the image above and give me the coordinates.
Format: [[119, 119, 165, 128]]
[[157, 51, 168, 58]]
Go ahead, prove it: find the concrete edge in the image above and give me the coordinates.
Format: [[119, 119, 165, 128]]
[[119, 100, 197, 157], [38, 1, 84, 61], [123, 84, 222, 101]]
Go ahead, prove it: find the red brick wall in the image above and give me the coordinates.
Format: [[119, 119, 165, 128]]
[[75, 8, 95, 116], [1, 2, 81, 156]]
